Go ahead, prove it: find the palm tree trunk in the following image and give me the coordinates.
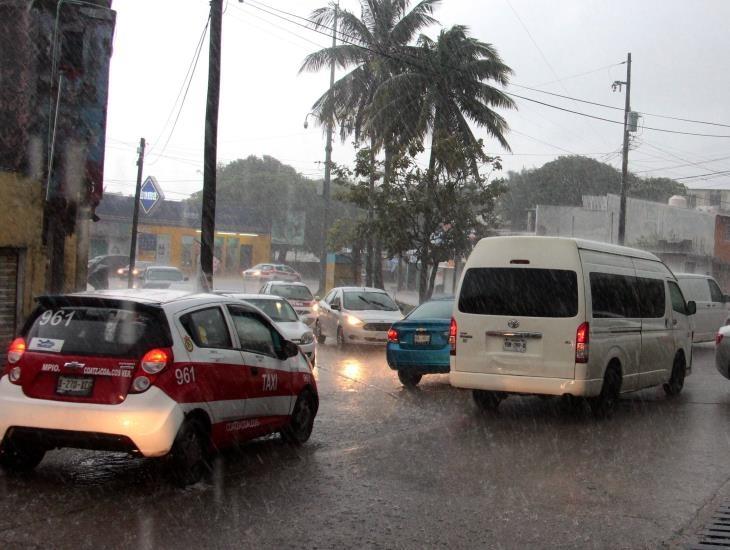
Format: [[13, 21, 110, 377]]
[[365, 141, 376, 287], [374, 241, 384, 289]]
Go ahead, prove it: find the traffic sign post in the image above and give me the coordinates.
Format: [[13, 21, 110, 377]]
[[139, 176, 164, 215]]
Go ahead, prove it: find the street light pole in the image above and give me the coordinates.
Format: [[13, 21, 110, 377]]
[[317, 2, 338, 296]]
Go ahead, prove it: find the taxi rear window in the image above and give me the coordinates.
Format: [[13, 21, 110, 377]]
[[24, 305, 171, 357]]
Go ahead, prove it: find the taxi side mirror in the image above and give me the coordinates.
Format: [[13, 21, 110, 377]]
[[282, 340, 299, 359], [686, 300, 697, 315]]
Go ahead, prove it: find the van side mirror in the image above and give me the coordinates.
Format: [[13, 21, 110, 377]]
[[331, 303, 340, 311], [686, 300, 697, 315], [724, 294, 730, 303]]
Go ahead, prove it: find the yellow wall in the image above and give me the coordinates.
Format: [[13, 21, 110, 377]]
[[136, 224, 271, 273]]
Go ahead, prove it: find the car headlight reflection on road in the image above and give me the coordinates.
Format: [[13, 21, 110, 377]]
[[347, 314, 364, 327]]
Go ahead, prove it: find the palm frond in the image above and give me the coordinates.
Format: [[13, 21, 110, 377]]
[[390, 0, 441, 45]]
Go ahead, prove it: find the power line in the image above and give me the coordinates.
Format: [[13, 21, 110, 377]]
[[246, 0, 730, 140], [147, 16, 210, 165], [531, 62, 625, 87], [675, 169, 730, 181], [634, 153, 730, 174]]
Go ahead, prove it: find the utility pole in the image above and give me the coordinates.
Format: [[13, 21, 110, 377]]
[[201, 0, 223, 289], [317, 2, 338, 296], [127, 137, 145, 288], [616, 52, 632, 245]]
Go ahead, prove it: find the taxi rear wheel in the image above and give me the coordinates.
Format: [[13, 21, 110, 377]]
[[0, 440, 45, 473], [281, 390, 316, 445], [168, 418, 211, 486]]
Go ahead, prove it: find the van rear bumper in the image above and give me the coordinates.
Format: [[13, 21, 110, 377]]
[[449, 370, 604, 397]]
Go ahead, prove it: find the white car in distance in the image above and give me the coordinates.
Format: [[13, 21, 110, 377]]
[[221, 293, 316, 364]]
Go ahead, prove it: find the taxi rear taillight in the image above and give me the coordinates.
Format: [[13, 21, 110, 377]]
[[7, 337, 26, 364], [449, 318, 457, 356], [131, 348, 172, 394], [141, 348, 169, 374], [387, 328, 399, 343]]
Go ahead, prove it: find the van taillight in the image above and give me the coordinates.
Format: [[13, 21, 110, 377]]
[[7, 337, 26, 364], [575, 322, 589, 363], [449, 318, 457, 356]]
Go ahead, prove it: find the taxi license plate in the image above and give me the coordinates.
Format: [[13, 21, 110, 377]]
[[56, 376, 93, 397], [414, 333, 431, 345], [503, 338, 526, 353]]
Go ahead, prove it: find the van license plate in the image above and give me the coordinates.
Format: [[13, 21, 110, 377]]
[[56, 376, 93, 397], [414, 333, 431, 345], [503, 338, 526, 353]]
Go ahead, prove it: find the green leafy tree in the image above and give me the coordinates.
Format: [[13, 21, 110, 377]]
[[300, 0, 441, 287], [499, 156, 688, 230]]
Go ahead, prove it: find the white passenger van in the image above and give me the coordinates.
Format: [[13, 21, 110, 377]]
[[674, 273, 729, 343], [450, 237, 696, 416]]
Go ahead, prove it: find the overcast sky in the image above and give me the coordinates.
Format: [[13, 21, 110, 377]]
[[103, 0, 730, 200]]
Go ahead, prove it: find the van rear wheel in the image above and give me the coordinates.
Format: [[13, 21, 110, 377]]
[[664, 354, 686, 397], [473, 390, 505, 412], [589, 365, 621, 418]]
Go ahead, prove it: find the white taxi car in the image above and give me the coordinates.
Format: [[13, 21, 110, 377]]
[[0, 290, 318, 485]]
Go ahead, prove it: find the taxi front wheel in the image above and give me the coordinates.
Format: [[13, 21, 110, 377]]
[[0, 440, 46, 473], [281, 390, 316, 445], [168, 418, 211, 486]]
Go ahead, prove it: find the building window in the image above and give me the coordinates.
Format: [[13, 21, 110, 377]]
[[710, 191, 722, 208], [724, 223, 730, 242]]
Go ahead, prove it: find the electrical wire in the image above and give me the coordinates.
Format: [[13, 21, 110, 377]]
[[147, 16, 210, 165], [244, 0, 730, 138]]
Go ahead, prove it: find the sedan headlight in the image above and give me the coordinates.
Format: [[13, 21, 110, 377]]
[[347, 314, 364, 327], [300, 332, 314, 345]]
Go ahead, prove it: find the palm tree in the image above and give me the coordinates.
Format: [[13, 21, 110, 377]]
[[300, 0, 440, 287], [370, 25, 515, 301], [371, 25, 515, 179]]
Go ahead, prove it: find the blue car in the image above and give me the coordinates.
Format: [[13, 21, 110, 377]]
[[386, 297, 454, 387]]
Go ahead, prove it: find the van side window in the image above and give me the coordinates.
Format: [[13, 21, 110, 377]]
[[668, 281, 688, 315], [589, 273, 640, 318], [636, 278, 666, 318], [709, 279, 724, 303]]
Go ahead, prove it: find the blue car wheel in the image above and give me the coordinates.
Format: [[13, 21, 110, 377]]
[[397, 370, 422, 388]]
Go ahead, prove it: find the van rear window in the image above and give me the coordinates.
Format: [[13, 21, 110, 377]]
[[458, 268, 578, 318], [24, 306, 170, 357]]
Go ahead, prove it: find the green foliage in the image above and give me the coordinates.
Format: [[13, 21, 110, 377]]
[[188, 155, 357, 258], [499, 155, 688, 230]]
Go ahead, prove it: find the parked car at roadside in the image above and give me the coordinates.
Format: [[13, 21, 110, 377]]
[[259, 281, 318, 326], [387, 297, 454, 387], [88, 254, 128, 274], [140, 266, 189, 289], [221, 293, 316, 364], [315, 287, 403, 347], [675, 273, 730, 342], [0, 290, 318, 485], [242, 264, 301, 284], [117, 261, 154, 279]]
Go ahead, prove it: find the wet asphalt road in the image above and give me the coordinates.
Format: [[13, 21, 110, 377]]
[[1, 343, 730, 548]]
